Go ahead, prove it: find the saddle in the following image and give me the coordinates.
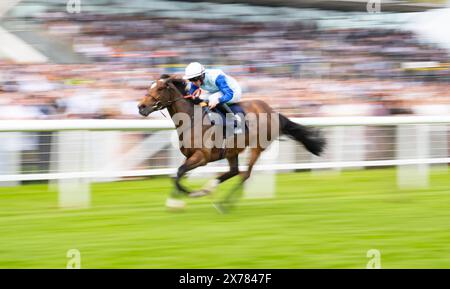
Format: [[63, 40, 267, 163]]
[[201, 102, 246, 137]]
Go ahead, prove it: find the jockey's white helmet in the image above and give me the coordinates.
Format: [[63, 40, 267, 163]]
[[183, 62, 205, 80]]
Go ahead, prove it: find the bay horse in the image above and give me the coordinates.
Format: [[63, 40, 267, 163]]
[[138, 75, 325, 212]]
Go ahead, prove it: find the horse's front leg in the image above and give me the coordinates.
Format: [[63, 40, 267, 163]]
[[189, 155, 239, 198], [172, 164, 192, 196], [166, 150, 207, 208]]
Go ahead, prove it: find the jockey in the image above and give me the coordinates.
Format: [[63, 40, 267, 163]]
[[183, 62, 243, 133]]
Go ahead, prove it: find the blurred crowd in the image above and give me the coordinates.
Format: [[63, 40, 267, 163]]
[[0, 13, 449, 119]]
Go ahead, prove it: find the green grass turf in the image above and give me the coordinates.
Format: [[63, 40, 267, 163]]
[[0, 167, 449, 268]]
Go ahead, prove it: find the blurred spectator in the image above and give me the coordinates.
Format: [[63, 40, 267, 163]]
[[0, 13, 448, 119]]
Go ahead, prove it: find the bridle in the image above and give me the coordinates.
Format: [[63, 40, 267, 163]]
[[149, 82, 186, 111]]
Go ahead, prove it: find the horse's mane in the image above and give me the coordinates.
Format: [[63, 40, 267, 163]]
[[160, 74, 187, 96]]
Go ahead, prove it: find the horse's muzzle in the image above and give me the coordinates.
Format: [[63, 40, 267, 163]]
[[138, 104, 153, 117]]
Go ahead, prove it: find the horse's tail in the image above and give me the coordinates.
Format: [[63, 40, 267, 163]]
[[278, 113, 326, 156]]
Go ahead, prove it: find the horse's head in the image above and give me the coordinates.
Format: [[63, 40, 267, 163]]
[[138, 75, 187, 117]]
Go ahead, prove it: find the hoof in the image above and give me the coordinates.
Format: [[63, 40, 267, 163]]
[[165, 198, 186, 210], [188, 190, 211, 198]]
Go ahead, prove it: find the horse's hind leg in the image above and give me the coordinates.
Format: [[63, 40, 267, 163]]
[[218, 155, 240, 183], [215, 148, 262, 213], [189, 155, 239, 198]]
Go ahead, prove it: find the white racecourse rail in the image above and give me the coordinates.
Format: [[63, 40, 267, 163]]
[[0, 116, 448, 183]]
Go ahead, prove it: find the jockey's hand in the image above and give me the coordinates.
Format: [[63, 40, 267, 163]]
[[184, 88, 202, 99], [208, 96, 220, 109], [192, 88, 201, 98]]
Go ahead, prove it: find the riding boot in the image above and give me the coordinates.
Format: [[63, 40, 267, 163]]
[[216, 103, 243, 134]]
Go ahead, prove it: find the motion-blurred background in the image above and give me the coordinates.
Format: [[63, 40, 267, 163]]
[[1, 0, 449, 119], [0, 0, 449, 268]]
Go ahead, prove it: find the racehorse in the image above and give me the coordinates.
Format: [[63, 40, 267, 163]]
[[138, 74, 326, 212]]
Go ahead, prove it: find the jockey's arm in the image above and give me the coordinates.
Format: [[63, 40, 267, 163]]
[[188, 83, 199, 95], [214, 75, 234, 103]]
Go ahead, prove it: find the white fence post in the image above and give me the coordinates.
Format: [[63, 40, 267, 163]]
[[343, 126, 366, 170], [169, 130, 184, 170], [430, 125, 448, 172], [57, 131, 91, 208], [396, 124, 430, 189], [0, 132, 20, 187], [90, 131, 121, 182], [278, 138, 296, 172], [331, 126, 345, 172], [244, 140, 278, 199]]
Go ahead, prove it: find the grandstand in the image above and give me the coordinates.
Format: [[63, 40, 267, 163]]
[[0, 0, 449, 119]]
